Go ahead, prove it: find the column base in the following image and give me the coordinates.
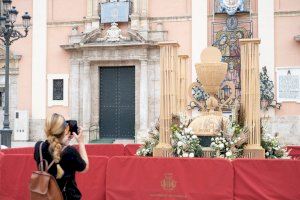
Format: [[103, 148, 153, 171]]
[[153, 143, 173, 157], [243, 144, 265, 158], [0, 129, 12, 148]]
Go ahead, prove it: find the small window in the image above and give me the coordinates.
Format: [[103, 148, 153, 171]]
[[53, 79, 64, 100]]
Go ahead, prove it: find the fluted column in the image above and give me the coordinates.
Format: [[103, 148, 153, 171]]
[[177, 55, 189, 113], [153, 42, 179, 157], [240, 39, 265, 158]]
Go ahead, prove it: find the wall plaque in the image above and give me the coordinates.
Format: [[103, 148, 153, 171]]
[[276, 68, 300, 103], [100, 1, 130, 24]]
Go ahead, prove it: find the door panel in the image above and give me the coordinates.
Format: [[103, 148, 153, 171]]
[[99, 67, 135, 138]]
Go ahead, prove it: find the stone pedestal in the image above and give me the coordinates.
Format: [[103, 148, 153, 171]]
[[240, 39, 265, 159], [0, 129, 12, 147], [153, 42, 179, 157]]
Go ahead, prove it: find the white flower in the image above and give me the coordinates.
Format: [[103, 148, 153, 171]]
[[189, 153, 195, 157], [226, 151, 232, 157], [211, 138, 215, 141], [183, 153, 189, 157], [177, 141, 183, 147], [184, 128, 192, 133], [265, 152, 269, 156], [192, 135, 197, 139], [219, 143, 225, 149]]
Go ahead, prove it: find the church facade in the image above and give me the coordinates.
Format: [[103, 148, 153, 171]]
[[1, 0, 300, 144]]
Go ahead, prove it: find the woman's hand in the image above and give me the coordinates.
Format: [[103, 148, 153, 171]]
[[72, 126, 85, 144]]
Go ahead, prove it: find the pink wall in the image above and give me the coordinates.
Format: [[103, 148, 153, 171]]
[[48, 0, 87, 22], [148, 0, 191, 17], [46, 26, 72, 118], [10, 0, 33, 114], [274, 14, 300, 116], [275, 0, 300, 12]]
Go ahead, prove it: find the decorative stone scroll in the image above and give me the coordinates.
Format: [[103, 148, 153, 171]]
[[97, 23, 129, 42]]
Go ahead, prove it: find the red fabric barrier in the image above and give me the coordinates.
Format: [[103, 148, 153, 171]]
[[106, 157, 234, 200], [124, 144, 141, 156], [0, 154, 36, 200], [74, 144, 124, 157], [76, 156, 108, 200], [1, 147, 34, 155], [287, 146, 300, 159], [233, 159, 300, 200]]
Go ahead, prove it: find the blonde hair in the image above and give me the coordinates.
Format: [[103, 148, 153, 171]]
[[44, 113, 67, 179]]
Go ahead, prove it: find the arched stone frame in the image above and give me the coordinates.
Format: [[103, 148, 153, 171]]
[[67, 43, 160, 143], [0, 45, 21, 139]]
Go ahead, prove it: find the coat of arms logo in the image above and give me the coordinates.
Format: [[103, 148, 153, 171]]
[[161, 173, 177, 191], [219, 0, 245, 15]]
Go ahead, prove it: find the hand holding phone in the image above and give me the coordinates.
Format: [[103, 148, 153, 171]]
[[72, 126, 84, 144]]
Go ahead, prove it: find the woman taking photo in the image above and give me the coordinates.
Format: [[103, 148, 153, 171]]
[[33, 113, 89, 199]]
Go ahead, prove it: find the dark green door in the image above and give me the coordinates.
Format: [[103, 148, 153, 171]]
[[99, 66, 135, 139]]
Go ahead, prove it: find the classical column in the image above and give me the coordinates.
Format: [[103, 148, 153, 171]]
[[70, 60, 80, 120], [240, 39, 265, 158], [139, 60, 148, 140], [153, 42, 179, 157], [31, 0, 47, 140], [82, 60, 92, 142], [177, 55, 189, 113], [192, 0, 207, 81]]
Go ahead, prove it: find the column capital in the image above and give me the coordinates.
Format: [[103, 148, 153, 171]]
[[158, 41, 180, 47], [239, 38, 261, 45]]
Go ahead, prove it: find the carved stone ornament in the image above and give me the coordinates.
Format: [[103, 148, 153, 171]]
[[97, 22, 129, 42], [219, 0, 244, 15]]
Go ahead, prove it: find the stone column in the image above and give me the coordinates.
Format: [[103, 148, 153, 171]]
[[178, 55, 189, 113], [70, 60, 80, 121], [31, 0, 47, 141], [153, 42, 179, 157], [138, 60, 148, 141], [82, 60, 92, 142], [240, 39, 265, 158]]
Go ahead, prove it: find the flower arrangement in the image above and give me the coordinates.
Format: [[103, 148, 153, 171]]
[[210, 135, 234, 158], [210, 121, 249, 159], [170, 114, 202, 157], [137, 114, 202, 157], [136, 124, 159, 156], [261, 133, 290, 159]]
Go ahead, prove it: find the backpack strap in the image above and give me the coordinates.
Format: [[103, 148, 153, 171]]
[[38, 142, 46, 172]]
